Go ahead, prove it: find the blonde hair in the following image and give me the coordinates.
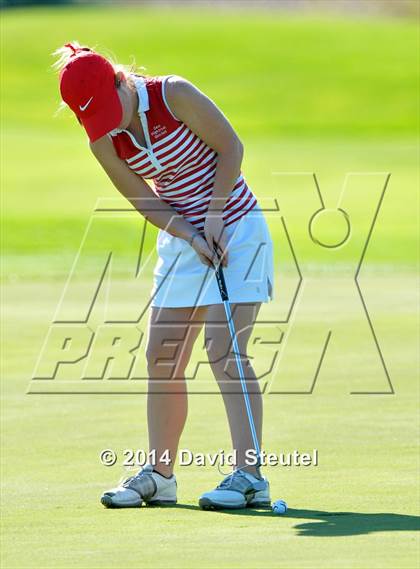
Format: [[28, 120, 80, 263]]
[[52, 41, 145, 116]]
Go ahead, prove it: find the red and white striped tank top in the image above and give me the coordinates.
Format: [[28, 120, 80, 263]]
[[109, 75, 257, 232]]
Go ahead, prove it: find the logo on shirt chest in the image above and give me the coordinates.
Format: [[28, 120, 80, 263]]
[[151, 124, 168, 140]]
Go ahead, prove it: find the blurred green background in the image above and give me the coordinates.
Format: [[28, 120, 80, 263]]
[[2, 3, 419, 275], [1, 4, 419, 569]]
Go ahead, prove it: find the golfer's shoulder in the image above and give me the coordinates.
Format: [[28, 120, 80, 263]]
[[165, 75, 203, 107]]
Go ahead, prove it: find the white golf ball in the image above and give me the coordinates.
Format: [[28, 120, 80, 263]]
[[272, 499, 287, 515]]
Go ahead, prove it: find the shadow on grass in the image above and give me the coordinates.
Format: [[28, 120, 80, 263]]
[[174, 504, 420, 536]]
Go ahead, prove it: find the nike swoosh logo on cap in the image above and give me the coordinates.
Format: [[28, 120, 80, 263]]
[[79, 96, 93, 112]]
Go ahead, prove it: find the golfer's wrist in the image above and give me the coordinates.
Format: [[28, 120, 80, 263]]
[[208, 197, 227, 212]]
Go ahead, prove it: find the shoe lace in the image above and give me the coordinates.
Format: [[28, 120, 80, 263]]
[[121, 468, 148, 488], [217, 470, 245, 490]]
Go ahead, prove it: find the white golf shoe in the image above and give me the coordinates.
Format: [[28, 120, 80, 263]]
[[199, 469, 270, 510], [101, 464, 177, 509]]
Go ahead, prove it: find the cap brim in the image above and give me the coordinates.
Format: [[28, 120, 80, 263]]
[[80, 87, 123, 143]]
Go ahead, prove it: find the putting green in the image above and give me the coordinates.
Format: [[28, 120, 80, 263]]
[[1, 5, 419, 569]]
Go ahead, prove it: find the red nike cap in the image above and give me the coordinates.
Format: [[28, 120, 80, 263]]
[[59, 44, 123, 142]]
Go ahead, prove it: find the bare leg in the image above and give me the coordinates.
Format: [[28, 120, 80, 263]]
[[146, 305, 207, 477], [205, 302, 262, 477]]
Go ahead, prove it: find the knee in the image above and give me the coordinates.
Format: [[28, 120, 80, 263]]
[[205, 334, 251, 380], [205, 332, 227, 364], [145, 343, 160, 375], [146, 341, 188, 380]]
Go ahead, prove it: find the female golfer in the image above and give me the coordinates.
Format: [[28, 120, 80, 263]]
[[55, 42, 274, 510]]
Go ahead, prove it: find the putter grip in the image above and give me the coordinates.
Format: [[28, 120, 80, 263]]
[[213, 247, 229, 301]]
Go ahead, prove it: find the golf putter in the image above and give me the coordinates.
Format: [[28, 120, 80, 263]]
[[212, 243, 261, 471]]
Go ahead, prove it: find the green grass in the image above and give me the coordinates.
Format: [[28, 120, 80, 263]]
[[2, 274, 419, 568], [1, 5, 419, 569]]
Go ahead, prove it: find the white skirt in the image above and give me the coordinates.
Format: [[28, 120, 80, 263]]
[[150, 202, 274, 308]]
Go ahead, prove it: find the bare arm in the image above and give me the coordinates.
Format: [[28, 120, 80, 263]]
[[166, 76, 244, 265], [89, 136, 215, 266], [166, 76, 243, 213]]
